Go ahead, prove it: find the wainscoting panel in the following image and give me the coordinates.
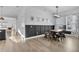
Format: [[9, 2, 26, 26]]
[[25, 25, 55, 38]]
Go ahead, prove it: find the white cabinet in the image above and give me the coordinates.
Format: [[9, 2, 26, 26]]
[[0, 17, 16, 29], [66, 15, 78, 34]]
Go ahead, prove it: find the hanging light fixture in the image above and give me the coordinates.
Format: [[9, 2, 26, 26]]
[[54, 6, 60, 18], [0, 6, 4, 20]]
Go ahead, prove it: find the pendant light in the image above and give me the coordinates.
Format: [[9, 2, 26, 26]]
[[54, 6, 60, 18], [0, 6, 4, 20]]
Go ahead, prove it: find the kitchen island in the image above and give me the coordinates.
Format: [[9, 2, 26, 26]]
[[0, 28, 7, 40]]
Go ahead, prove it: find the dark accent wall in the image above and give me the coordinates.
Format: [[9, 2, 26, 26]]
[[63, 25, 66, 30], [25, 25, 55, 37]]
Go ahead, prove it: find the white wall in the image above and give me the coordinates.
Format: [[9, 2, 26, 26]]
[[16, 7, 26, 38], [16, 7, 55, 38], [16, 16, 25, 37], [55, 17, 66, 29], [77, 16, 79, 34], [56, 17, 66, 25], [25, 7, 55, 25]]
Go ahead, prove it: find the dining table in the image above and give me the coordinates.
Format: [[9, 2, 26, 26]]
[[49, 29, 65, 41]]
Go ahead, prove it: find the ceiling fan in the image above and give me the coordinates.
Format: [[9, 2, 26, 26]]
[[0, 6, 4, 20], [53, 6, 60, 18]]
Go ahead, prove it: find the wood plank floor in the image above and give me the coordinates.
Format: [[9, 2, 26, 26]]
[[0, 32, 79, 52]]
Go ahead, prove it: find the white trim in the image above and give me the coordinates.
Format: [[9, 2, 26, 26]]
[[25, 34, 44, 40], [18, 29, 45, 41], [17, 29, 25, 41], [18, 29, 25, 38]]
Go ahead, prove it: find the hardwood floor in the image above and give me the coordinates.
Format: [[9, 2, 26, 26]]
[[0, 31, 79, 52]]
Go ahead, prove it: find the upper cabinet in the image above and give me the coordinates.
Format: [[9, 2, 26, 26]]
[[1, 17, 16, 29]]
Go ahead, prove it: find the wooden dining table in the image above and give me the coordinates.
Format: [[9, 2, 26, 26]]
[[44, 29, 71, 41], [49, 29, 65, 41], [50, 29, 64, 32]]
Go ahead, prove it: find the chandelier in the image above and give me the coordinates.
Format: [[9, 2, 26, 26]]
[[54, 6, 60, 18], [0, 6, 4, 20]]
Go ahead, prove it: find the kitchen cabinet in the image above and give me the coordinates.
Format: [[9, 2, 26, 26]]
[[0, 29, 6, 40]]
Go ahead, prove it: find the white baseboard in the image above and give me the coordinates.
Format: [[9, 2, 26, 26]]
[[25, 34, 44, 40]]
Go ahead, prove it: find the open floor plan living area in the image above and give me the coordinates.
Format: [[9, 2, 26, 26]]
[[0, 6, 79, 52]]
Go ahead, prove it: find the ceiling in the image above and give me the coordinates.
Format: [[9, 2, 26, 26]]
[[0, 6, 79, 18], [43, 6, 78, 13], [0, 6, 21, 18]]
